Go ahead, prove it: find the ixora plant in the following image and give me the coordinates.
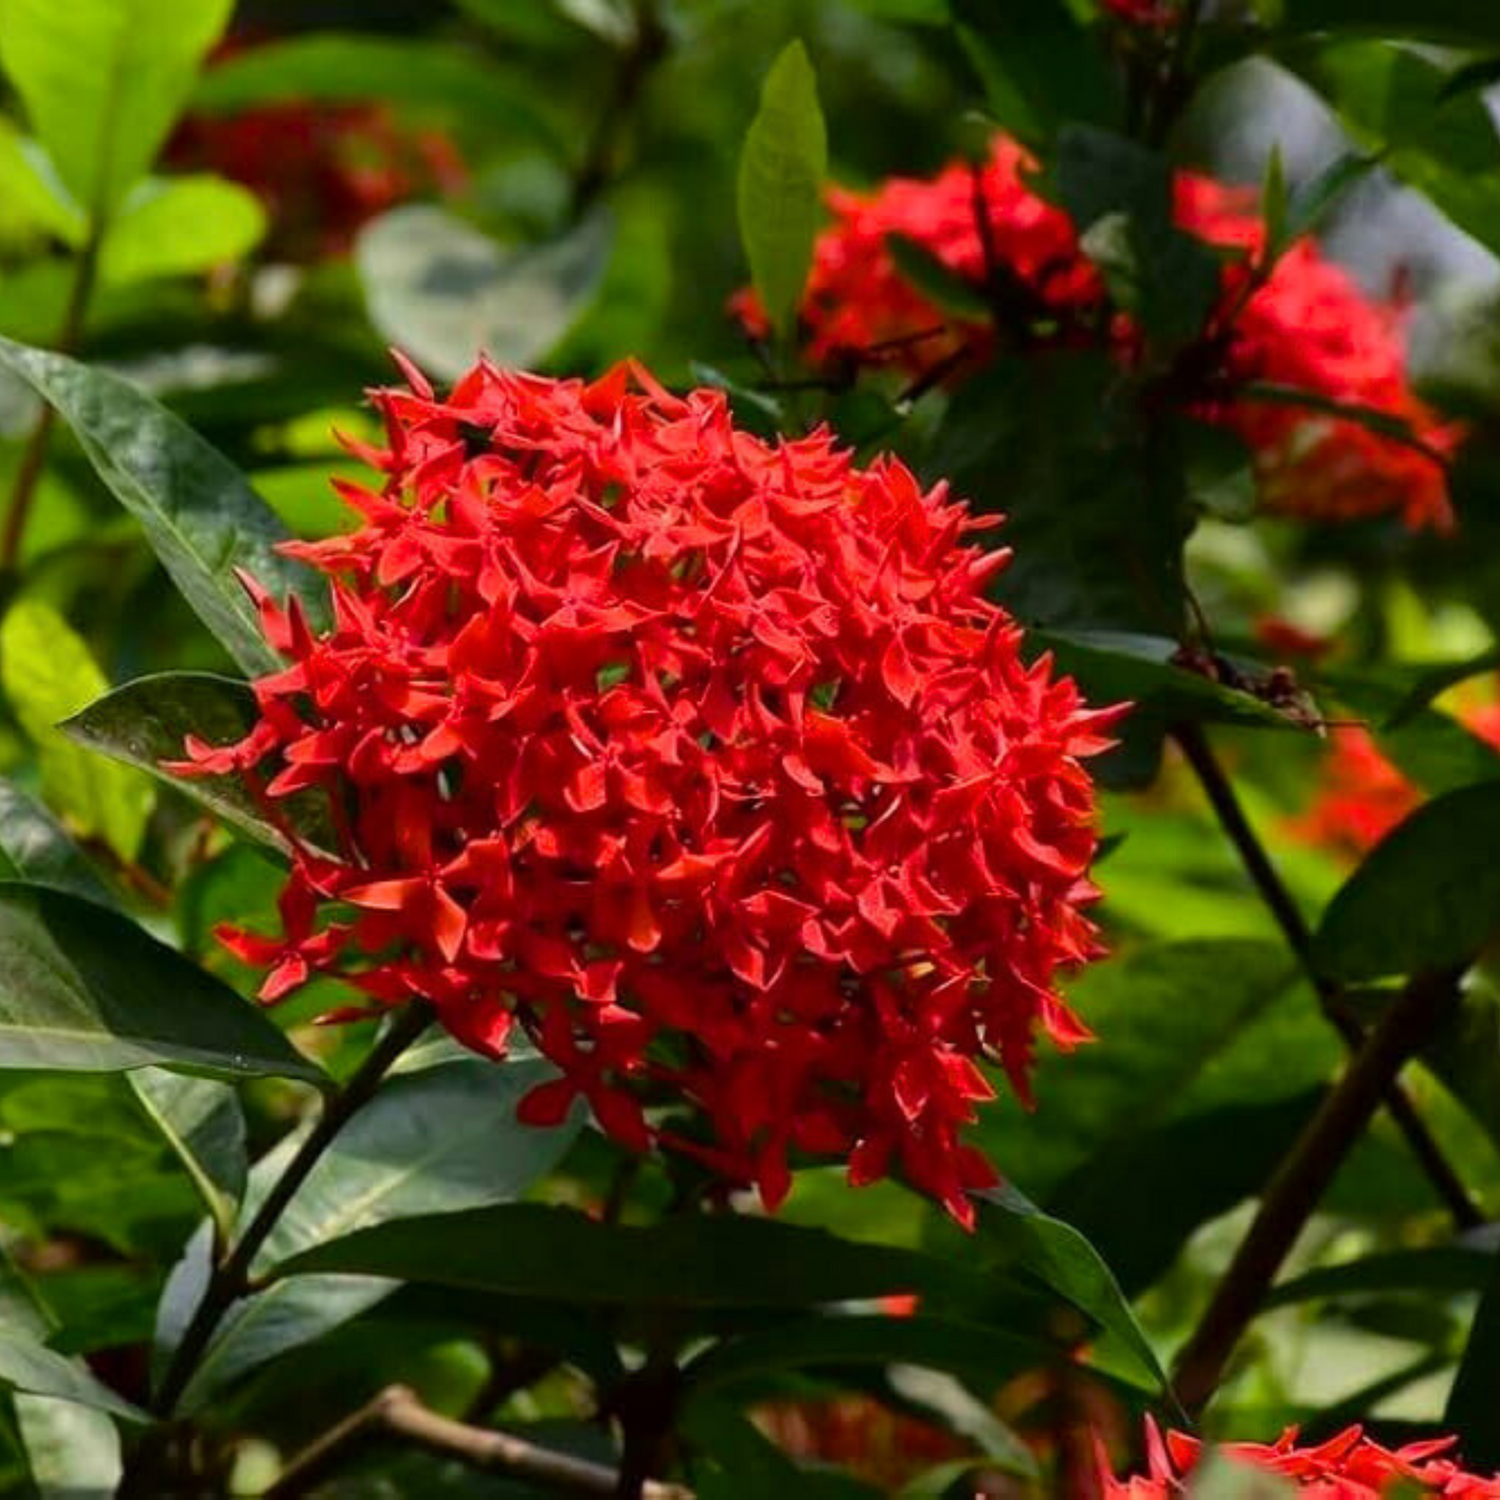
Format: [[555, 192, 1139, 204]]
[[3, 1, 1500, 1497]]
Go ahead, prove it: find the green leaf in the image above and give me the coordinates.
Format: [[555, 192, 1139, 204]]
[[1312, 781, 1500, 981], [0, 119, 84, 245], [1276, 151, 1380, 257], [949, 0, 1121, 139], [1280, 0, 1500, 42], [357, 206, 612, 382], [0, 1333, 141, 1423], [61, 671, 333, 856], [686, 1400, 882, 1499], [971, 1185, 1173, 1400], [277, 1203, 959, 1309], [1446, 1249, 1500, 1464], [158, 1056, 583, 1411], [1386, 648, 1500, 726], [0, 882, 321, 1081], [99, 175, 266, 285], [0, 599, 154, 862], [736, 40, 828, 340], [1265, 1240, 1496, 1306], [13, 1395, 121, 1497], [885, 233, 991, 320], [0, 779, 116, 908], [0, 337, 323, 675], [127, 1069, 246, 1245], [1189, 1452, 1296, 1498], [0, 0, 231, 221]]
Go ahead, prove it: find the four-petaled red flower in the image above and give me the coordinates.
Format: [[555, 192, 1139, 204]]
[[174, 357, 1122, 1227], [733, 134, 1458, 531], [1100, 1418, 1500, 1496]]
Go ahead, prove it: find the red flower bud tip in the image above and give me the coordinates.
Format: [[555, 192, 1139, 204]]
[[177, 357, 1122, 1225]]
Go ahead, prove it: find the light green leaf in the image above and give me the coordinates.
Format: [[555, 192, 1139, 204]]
[[0, 881, 322, 1082], [736, 40, 827, 340], [1189, 1453, 1296, 1498], [13, 1395, 121, 1497], [357, 206, 612, 381], [0, 0, 232, 221], [100, 175, 266, 285], [0, 118, 84, 245], [0, 599, 153, 862], [0, 1333, 141, 1423], [0, 336, 324, 675]]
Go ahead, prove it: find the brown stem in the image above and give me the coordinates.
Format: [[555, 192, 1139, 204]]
[[264, 1385, 693, 1500], [1171, 722, 1481, 1229], [1172, 964, 1467, 1414], [1, 228, 103, 572], [149, 1005, 432, 1421]]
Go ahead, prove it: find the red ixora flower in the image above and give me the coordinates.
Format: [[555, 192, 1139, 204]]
[[733, 135, 1458, 531], [168, 99, 465, 260], [173, 357, 1122, 1227], [1100, 1418, 1500, 1496]]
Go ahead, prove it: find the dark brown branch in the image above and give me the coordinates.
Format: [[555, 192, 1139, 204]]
[[1173, 964, 1468, 1414], [150, 1006, 433, 1419], [264, 1384, 693, 1500], [1171, 722, 1481, 1229]]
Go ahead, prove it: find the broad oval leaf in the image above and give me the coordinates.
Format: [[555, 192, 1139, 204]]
[[13, 1395, 122, 1496], [1312, 780, 1500, 982], [0, 882, 321, 1082], [61, 672, 333, 856], [356, 206, 612, 381], [158, 1056, 583, 1411], [0, 0, 231, 221], [0, 337, 324, 676], [0, 779, 117, 907], [736, 40, 827, 340], [100, 175, 267, 286]]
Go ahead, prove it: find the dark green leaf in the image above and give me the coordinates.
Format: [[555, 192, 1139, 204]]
[[357, 207, 612, 382], [1312, 781, 1500, 981], [61, 672, 333, 856], [686, 1400, 882, 1499], [158, 1057, 583, 1411], [885, 233, 990, 320], [1387, 648, 1500, 726], [0, 882, 321, 1081], [127, 1069, 246, 1245], [0, 779, 116, 907], [736, 40, 827, 340], [1280, 0, 1500, 42], [1265, 1240, 1496, 1306], [1446, 1249, 1500, 1464], [0, 337, 323, 675]]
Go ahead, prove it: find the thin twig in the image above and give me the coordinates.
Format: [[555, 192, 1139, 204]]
[[264, 1384, 693, 1500], [1173, 964, 1467, 1414], [1, 228, 103, 571], [150, 1005, 433, 1419], [1171, 722, 1481, 1229]]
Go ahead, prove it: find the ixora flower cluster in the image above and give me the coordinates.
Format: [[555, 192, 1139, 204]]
[[176, 359, 1121, 1225], [1101, 1420, 1500, 1496], [169, 101, 465, 260], [734, 134, 1457, 531]]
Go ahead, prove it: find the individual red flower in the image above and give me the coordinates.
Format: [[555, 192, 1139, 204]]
[[168, 100, 465, 260], [1099, 1418, 1500, 1496], [733, 136, 1457, 530], [174, 357, 1122, 1227], [1292, 697, 1500, 858]]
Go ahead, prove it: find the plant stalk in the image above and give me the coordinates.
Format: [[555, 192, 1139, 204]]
[[1171, 722, 1480, 1228]]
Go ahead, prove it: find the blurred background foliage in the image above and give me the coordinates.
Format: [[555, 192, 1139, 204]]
[[1, 0, 1500, 1495]]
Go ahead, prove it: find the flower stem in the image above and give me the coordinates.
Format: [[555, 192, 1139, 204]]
[[1171, 722, 1480, 1229], [149, 1004, 432, 1421], [0, 226, 103, 573], [1173, 964, 1466, 1414]]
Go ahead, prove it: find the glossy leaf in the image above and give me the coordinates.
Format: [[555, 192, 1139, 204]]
[[1312, 781, 1500, 981], [0, 599, 154, 863], [0, 779, 116, 907], [0, 0, 231, 221], [61, 672, 333, 856], [100, 175, 267, 286], [0, 882, 320, 1081], [1446, 1248, 1500, 1464], [356, 206, 612, 382], [0, 337, 323, 676], [736, 40, 827, 340], [0, 1334, 141, 1423], [127, 1069, 246, 1245], [159, 1057, 583, 1411]]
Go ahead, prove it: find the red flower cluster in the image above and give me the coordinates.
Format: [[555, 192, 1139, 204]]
[[733, 135, 1457, 530], [168, 101, 465, 260], [1293, 699, 1500, 858], [1101, 1419, 1500, 1496], [176, 358, 1120, 1225]]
